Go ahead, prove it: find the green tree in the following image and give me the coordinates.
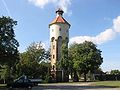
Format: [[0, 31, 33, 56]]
[[0, 65, 10, 83], [110, 70, 120, 75], [16, 42, 50, 79], [69, 41, 103, 81], [69, 43, 79, 82], [26, 42, 46, 62], [57, 43, 69, 82], [0, 16, 19, 83], [39, 61, 50, 80]]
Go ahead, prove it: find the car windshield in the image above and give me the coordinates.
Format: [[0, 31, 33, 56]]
[[24, 79, 30, 82], [17, 79, 23, 83]]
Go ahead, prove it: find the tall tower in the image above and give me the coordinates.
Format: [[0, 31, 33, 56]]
[[49, 9, 70, 81]]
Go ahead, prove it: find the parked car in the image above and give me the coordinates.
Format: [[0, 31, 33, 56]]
[[30, 79, 42, 86], [7, 75, 34, 89]]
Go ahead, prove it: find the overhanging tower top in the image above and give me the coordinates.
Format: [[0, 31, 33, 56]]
[[49, 8, 71, 27], [56, 8, 64, 17]]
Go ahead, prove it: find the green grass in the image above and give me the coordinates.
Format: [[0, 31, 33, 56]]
[[0, 84, 7, 88], [92, 81, 120, 87], [0, 84, 6, 87]]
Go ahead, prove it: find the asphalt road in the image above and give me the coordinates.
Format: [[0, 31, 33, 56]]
[[32, 86, 120, 90], [1, 83, 120, 90], [31, 83, 120, 90]]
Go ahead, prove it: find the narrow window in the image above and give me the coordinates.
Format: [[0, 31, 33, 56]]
[[53, 55, 55, 59], [52, 65, 55, 70], [59, 28, 61, 31], [53, 45, 55, 49]]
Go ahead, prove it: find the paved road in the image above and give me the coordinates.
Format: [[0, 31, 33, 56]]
[[31, 83, 120, 90], [32, 86, 120, 90], [1, 83, 120, 90]]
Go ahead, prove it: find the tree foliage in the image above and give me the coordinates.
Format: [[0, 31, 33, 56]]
[[16, 42, 50, 79], [0, 16, 19, 83], [0, 16, 19, 65], [57, 43, 69, 81], [58, 43, 69, 70], [69, 41, 103, 81], [110, 70, 120, 75], [26, 42, 46, 62]]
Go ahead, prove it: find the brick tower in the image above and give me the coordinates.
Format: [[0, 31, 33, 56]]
[[49, 9, 70, 81]]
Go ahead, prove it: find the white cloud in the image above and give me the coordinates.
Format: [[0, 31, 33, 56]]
[[28, 0, 57, 8], [113, 16, 120, 32], [70, 29, 115, 45], [28, 0, 71, 13], [95, 29, 116, 44], [57, 0, 71, 13], [70, 36, 92, 44], [70, 16, 120, 45]]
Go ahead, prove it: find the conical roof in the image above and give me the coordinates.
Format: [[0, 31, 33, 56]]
[[49, 9, 70, 27]]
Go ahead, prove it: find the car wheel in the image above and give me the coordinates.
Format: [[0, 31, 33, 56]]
[[9, 86, 13, 90], [28, 85, 32, 89]]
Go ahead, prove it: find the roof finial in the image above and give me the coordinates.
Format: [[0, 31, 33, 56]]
[[56, 8, 64, 16]]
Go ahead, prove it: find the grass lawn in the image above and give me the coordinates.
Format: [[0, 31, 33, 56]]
[[92, 81, 120, 87], [0, 84, 7, 88]]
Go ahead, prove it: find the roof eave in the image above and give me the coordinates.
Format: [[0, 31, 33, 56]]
[[49, 22, 71, 28]]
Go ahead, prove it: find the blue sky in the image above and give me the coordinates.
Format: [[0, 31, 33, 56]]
[[0, 0, 120, 72]]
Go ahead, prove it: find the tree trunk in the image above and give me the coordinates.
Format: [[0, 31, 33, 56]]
[[4, 79, 6, 84], [73, 71, 79, 82], [84, 73, 87, 82]]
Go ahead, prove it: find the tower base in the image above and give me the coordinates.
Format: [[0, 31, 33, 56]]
[[51, 70, 69, 82]]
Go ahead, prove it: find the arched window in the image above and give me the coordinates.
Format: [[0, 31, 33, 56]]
[[53, 45, 55, 49], [51, 37, 55, 42], [58, 36, 62, 46], [53, 55, 55, 59], [58, 36, 62, 41], [59, 28, 61, 31]]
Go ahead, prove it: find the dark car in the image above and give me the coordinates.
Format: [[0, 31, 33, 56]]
[[7, 75, 34, 89]]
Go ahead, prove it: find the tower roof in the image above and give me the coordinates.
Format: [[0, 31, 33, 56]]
[[49, 9, 70, 27]]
